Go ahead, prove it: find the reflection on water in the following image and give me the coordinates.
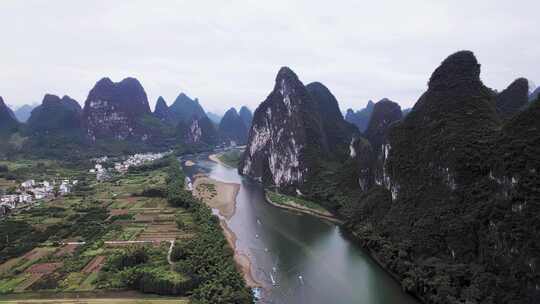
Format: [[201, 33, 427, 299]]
[[182, 154, 419, 304]]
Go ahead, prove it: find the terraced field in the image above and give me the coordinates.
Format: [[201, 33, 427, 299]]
[[0, 161, 195, 295]]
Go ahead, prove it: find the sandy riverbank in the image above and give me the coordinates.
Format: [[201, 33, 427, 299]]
[[192, 176, 239, 220], [191, 175, 262, 288], [208, 153, 235, 168], [220, 220, 261, 288]]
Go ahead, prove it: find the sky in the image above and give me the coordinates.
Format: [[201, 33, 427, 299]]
[[0, 0, 538, 114]]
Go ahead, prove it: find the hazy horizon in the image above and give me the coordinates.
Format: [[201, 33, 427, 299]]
[[1, 0, 538, 114]]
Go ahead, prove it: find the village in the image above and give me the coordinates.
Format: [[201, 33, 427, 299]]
[[0, 178, 78, 217], [0, 151, 170, 218], [88, 151, 170, 181]]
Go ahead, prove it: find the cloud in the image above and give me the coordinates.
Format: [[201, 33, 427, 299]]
[[0, 0, 538, 113]]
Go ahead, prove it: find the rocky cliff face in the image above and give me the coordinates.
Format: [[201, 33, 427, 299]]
[[345, 100, 375, 132], [239, 106, 253, 129], [345, 50, 539, 304], [177, 115, 219, 146], [364, 98, 402, 155], [0, 96, 19, 135], [240, 67, 356, 190], [496, 78, 529, 119], [351, 98, 402, 191], [27, 94, 82, 134], [219, 107, 248, 145], [83, 77, 152, 141]]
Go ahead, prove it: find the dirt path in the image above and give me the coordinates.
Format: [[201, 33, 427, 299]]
[[166, 240, 174, 266]]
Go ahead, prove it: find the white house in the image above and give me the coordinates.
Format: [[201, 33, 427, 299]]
[[21, 180, 35, 188], [59, 182, 70, 194], [18, 194, 32, 203]]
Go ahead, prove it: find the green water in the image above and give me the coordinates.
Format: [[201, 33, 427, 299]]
[[183, 153, 420, 304]]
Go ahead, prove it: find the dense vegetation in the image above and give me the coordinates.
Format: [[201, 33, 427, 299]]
[[97, 158, 252, 302], [343, 52, 540, 304], [217, 149, 242, 168], [0, 155, 252, 302], [267, 190, 327, 212], [98, 245, 194, 296], [165, 158, 253, 303]]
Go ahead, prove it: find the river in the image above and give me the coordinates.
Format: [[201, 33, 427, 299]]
[[181, 153, 420, 304]]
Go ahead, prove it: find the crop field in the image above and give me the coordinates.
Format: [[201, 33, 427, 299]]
[[0, 161, 195, 296]]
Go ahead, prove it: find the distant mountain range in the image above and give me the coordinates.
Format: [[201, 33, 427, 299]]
[[345, 100, 374, 132], [14, 104, 38, 122], [529, 86, 540, 102], [239, 106, 253, 129], [0, 78, 250, 156], [28, 94, 82, 134], [218, 107, 249, 145], [206, 112, 222, 124]]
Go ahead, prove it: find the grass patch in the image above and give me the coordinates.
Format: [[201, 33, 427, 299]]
[[0, 275, 29, 294], [267, 191, 328, 212], [216, 150, 242, 168]]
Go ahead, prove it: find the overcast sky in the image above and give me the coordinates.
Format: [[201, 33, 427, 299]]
[[1, 0, 538, 114]]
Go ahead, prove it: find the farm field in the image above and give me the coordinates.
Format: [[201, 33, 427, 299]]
[[0, 159, 194, 296]]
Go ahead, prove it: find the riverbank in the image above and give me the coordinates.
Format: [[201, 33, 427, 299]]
[[192, 176, 239, 220], [191, 175, 262, 288], [209, 153, 231, 168], [220, 220, 261, 288], [264, 192, 343, 224], [347, 227, 426, 303], [209, 150, 243, 169]]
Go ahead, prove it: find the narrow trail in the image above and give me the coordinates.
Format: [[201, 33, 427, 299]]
[[166, 240, 175, 266], [61, 240, 157, 245]]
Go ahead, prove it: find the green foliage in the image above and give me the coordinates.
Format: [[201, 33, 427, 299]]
[[0, 220, 60, 264], [104, 246, 149, 271], [175, 215, 185, 229], [267, 190, 327, 212], [136, 267, 195, 295], [302, 158, 363, 213], [166, 159, 196, 209], [164, 158, 253, 303], [217, 150, 242, 168], [109, 213, 134, 221], [99, 245, 194, 296]]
